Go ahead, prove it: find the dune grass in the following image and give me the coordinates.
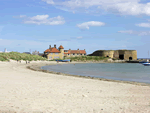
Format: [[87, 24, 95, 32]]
[[64, 56, 109, 62], [0, 52, 47, 61]]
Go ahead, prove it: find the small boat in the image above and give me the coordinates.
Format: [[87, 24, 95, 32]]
[[142, 63, 150, 66], [56, 59, 70, 62], [56, 60, 63, 62], [139, 61, 149, 64]]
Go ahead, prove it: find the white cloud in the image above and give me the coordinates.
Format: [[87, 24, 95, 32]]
[[42, 0, 55, 5], [13, 15, 26, 18], [118, 30, 150, 36], [77, 21, 105, 29], [42, 0, 150, 16], [15, 15, 65, 25], [136, 23, 150, 28]]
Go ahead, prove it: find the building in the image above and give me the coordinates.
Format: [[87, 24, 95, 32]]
[[88, 50, 137, 60], [4, 48, 10, 53], [23, 52, 31, 54], [32, 50, 43, 56], [44, 45, 64, 60], [64, 49, 86, 58], [32, 50, 39, 55]]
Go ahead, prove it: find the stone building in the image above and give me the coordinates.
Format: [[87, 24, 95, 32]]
[[89, 50, 137, 60], [43, 45, 64, 60], [64, 49, 86, 58]]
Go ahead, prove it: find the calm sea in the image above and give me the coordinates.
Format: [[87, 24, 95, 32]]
[[41, 63, 150, 84]]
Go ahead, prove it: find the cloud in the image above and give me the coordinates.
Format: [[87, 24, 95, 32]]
[[77, 21, 105, 29], [15, 15, 65, 25], [118, 30, 150, 36], [42, 0, 150, 16], [42, 0, 54, 5], [13, 15, 26, 18], [136, 23, 150, 28]]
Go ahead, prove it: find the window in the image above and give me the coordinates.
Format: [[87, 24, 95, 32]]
[[64, 50, 68, 52], [55, 53, 59, 55], [84, 54, 86, 55], [51, 53, 53, 55], [54, 56, 59, 59], [80, 54, 82, 55], [68, 54, 70, 55], [49, 56, 52, 59], [73, 53, 75, 55], [77, 54, 79, 55]]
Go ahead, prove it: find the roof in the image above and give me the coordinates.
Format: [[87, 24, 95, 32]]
[[59, 45, 64, 49], [64, 50, 86, 54], [44, 48, 60, 53]]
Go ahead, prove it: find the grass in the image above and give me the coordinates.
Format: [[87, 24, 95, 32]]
[[64, 56, 109, 62], [0, 52, 47, 61], [0, 52, 110, 62]]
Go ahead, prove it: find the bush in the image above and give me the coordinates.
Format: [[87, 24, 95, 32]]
[[64, 56, 108, 62], [0, 52, 47, 61], [0, 56, 7, 61]]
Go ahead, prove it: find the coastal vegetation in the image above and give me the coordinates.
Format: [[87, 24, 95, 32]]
[[64, 56, 109, 62], [0, 52, 47, 61]]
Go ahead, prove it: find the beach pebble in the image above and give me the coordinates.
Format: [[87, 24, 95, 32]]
[[82, 94, 88, 97]]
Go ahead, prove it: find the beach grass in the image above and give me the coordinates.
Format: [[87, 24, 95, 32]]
[[64, 56, 109, 62], [0, 52, 47, 61]]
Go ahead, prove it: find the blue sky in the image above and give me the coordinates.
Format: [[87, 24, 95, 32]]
[[0, 0, 150, 58]]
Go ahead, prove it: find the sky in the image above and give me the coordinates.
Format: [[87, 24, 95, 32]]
[[0, 0, 150, 58]]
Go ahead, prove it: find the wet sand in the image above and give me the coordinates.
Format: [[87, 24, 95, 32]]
[[0, 60, 150, 113]]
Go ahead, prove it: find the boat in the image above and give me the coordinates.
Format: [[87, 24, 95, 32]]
[[142, 59, 150, 66], [142, 62, 150, 66], [56, 59, 70, 62], [139, 61, 149, 64], [56, 60, 63, 62]]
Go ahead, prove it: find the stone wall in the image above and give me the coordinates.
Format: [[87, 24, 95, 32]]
[[89, 50, 137, 60]]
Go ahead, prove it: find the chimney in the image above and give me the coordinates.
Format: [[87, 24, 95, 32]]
[[77, 48, 79, 50], [49, 45, 51, 49], [54, 44, 56, 48], [69, 49, 71, 50], [84, 49, 85, 50]]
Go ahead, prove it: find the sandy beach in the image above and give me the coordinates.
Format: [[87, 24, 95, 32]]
[[0, 60, 150, 113]]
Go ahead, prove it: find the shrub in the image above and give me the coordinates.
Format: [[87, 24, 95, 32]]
[[0, 52, 47, 61]]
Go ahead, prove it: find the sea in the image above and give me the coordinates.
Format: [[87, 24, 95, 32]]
[[41, 63, 150, 84]]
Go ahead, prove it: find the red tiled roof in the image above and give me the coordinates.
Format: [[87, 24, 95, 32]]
[[64, 50, 86, 54], [80, 50, 86, 54], [59, 45, 64, 49], [44, 48, 60, 53]]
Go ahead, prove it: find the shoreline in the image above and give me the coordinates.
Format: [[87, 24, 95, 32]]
[[27, 61, 150, 87]]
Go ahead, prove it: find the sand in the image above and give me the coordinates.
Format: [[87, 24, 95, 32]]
[[0, 60, 150, 113]]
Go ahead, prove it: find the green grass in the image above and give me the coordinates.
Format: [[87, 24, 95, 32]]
[[0, 52, 47, 61], [64, 56, 109, 62]]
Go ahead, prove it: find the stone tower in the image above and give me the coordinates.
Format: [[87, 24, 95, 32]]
[[58, 45, 64, 59]]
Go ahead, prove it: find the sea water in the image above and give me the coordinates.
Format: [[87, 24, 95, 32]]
[[41, 63, 150, 84]]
